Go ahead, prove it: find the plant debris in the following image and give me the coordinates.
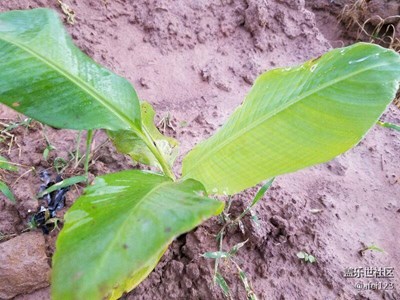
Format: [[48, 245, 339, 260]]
[[28, 171, 69, 234]]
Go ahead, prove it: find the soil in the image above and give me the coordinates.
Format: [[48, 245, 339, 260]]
[[0, 0, 399, 299]]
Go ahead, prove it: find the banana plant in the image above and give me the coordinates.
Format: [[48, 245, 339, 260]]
[[0, 8, 399, 300]]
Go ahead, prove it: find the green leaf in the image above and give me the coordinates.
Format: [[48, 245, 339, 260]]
[[377, 121, 400, 132], [215, 273, 231, 298], [249, 178, 274, 208], [182, 43, 400, 195], [0, 9, 141, 131], [37, 175, 86, 198], [43, 147, 51, 161], [364, 244, 384, 253], [108, 102, 179, 169], [52, 170, 224, 299], [0, 9, 174, 178], [234, 264, 258, 300], [0, 155, 18, 171], [0, 180, 15, 203], [308, 255, 317, 263], [228, 239, 248, 256], [202, 251, 230, 259], [296, 251, 306, 259]]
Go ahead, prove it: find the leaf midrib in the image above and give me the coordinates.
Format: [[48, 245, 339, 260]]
[[184, 60, 392, 175], [0, 33, 136, 130]]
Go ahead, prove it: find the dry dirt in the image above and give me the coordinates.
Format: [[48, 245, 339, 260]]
[[0, 0, 399, 299]]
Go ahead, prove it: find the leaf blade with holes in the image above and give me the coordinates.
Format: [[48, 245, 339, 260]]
[[52, 170, 224, 299], [0, 8, 140, 131], [182, 43, 400, 194]]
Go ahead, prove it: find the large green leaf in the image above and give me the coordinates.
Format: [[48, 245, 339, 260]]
[[0, 8, 140, 131], [182, 43, 400, 195], [52, 170, 224, 299], [108, 101, 179, 169]]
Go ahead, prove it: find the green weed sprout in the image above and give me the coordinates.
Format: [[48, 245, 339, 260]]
[[297, 251, 317, 263]]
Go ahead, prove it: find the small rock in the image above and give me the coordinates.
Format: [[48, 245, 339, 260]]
[[214, 80, 231, 92], [0, 232, 50, 299], [139, 77, 150, 89], [197, 31, 206, 43]]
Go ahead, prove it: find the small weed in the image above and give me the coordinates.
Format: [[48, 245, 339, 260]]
[[234, 261, 258, 300], [202, 240, 257, 300], [359, 243, 384, 256], [43, 144, 56, 161], [53, 157, 68, 174], [43, 130, 96, 178], [157, 112, 175, 133], [339, 0, 368, 30], [203, 179, 274, 299], [339, 0, 400, 53], [0, 117, 32, 155], [41, 125, 57, 161], [2, 117, 32, 131], [214, 272, 230, 298], [0, 155, 18, 202], [297, 251, 317, 263]]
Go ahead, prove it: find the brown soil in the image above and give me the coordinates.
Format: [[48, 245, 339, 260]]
[[0, 0, 399, 299]]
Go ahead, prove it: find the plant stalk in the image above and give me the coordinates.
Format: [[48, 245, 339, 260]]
[[137, 128, 176, 180], [84, 130, 94, 180], [74, 131, 82, 168]]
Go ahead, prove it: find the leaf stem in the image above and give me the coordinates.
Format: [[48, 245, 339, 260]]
[[137, 128, 176, 180], [74, 131, 82, 169], [84, 130, 94, 180]]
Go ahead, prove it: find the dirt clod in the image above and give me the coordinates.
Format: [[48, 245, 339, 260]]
[[0, 232, 50, 299]]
